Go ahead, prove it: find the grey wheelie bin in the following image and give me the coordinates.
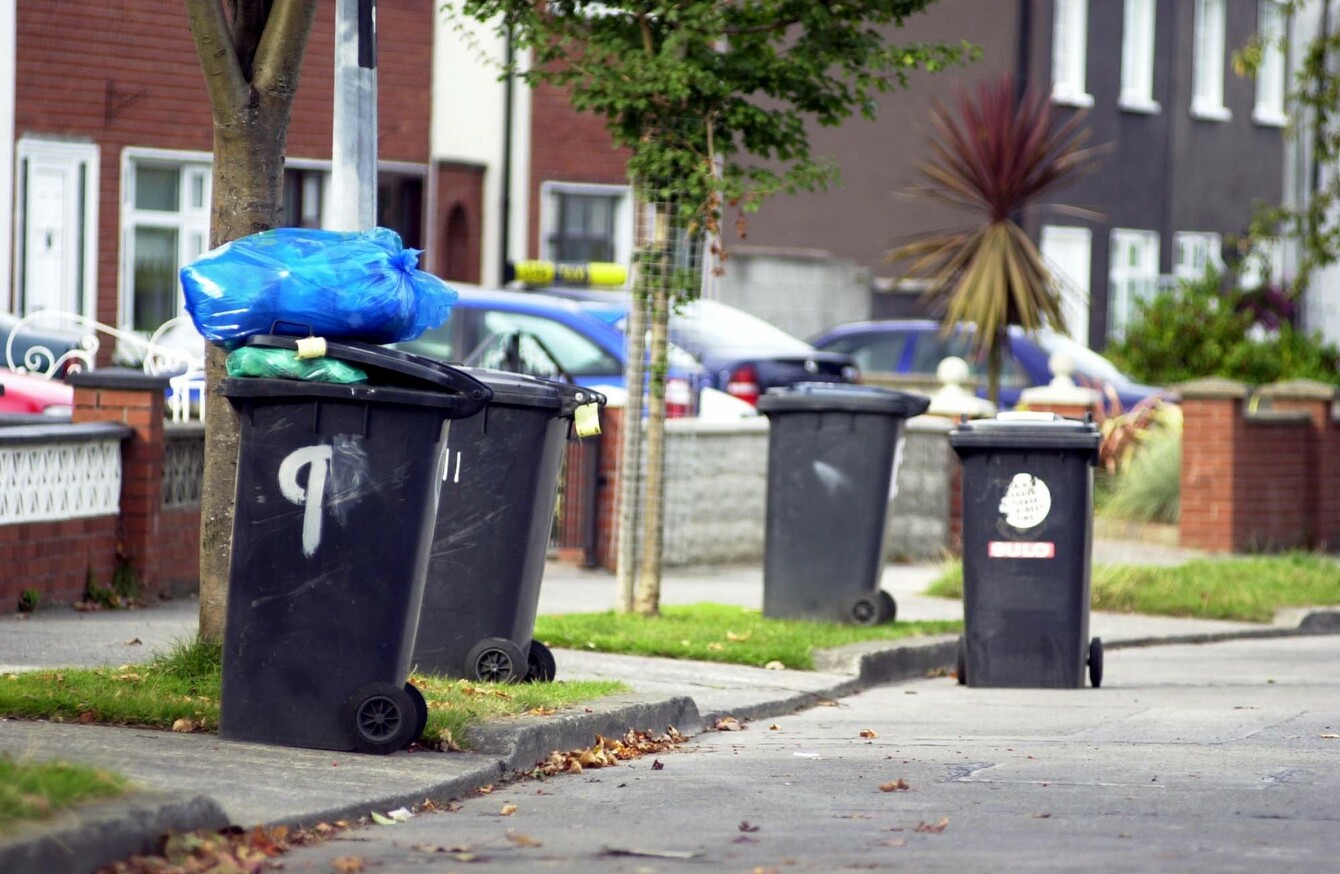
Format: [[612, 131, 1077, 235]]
[[948, 412, 1103, 689], [412, 370, 604, 683], [757, 383, 930, 625], [218, 336, 492, 754]]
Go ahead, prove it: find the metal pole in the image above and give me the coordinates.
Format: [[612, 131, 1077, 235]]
[[332, 0, 379, 231], [500, 24, 515, 284]]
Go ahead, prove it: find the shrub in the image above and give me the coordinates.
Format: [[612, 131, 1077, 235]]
[[1106, 271, 1340, 387]]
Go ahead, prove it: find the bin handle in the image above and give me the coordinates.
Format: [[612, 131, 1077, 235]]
[[426, 362, 495, 405], [267, 319, 316, 337]]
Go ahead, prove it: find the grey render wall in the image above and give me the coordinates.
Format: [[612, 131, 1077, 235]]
[[654, 415, 955, 567], [711, 247, 873, 340]]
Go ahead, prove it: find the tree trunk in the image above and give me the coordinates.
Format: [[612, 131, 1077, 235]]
[[187, 0, 317, 642], [615, 259, 650, 613], [632, 271, 669, 617]]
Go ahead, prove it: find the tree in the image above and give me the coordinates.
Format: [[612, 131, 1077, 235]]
[[888, 74, 1099, 405], [185, 0, 319, 642], [457, 0, 970, 615]]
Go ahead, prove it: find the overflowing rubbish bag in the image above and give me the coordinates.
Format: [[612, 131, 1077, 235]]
[[181, 227, 456, 345], [225, 345, 368, 385]]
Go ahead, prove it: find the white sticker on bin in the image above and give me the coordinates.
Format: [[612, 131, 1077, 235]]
[[998, 473, 1051, 529], [988, 541, 1056, 559]]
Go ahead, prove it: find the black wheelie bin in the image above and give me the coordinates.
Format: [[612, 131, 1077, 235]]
[[948, 411, 1104, 689], [218, 336, 492, 754], [412, 370, 604, 683], [757, 382, 930, 625]]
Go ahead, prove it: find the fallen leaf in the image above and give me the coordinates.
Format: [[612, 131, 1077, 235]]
[[331, 857, 365, 873], [726, 630, 752, 642], [506, 831, 542, 848], [477, 785, 495, 794], [739, 821, 761, 832], [879, 779, 910, 793], [651, 759, 664, 770], [707, 642, 725, 651], [769, 724, 780, 731], [915, 817, 950, 833], [1321, 734, 1340, 739], [125, 637, 143, 645], [764, 661, 786, 671], [500, 804, 518, 816], [860, 729, 878, 739], [171, 718, 196, 733], [714, 717, 744, 732], [1031, 813, 1052, 819]]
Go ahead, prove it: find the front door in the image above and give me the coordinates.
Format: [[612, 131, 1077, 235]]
[[17, 139, 99, 318]]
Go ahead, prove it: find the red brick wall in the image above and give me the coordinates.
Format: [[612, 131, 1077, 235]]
[[1179, 396, 1243, 552], [1235, 419, 1311, 550], [434, 162, 486, 283], [527, 80, 631, 259], [15, 0, 434, 324], [0, 517, 120, 608], [155, 506, 202, 598]]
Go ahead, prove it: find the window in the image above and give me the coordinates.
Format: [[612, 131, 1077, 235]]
[[1254, 0, 1287, 126], [1193, 0, 1231, 120], [1173, 231, 1224, 280], [475, 310, 620, 377], [1108, 230, 1160, 340], [908, 330, 1028, 388], [121, 151, 211, 332], [540, 182, 632, 267], [1120, 0, 1159, 112], [1040, 225, 1092, 347], [282, 169, 325, 229], [1052, 0, 1093, 107]]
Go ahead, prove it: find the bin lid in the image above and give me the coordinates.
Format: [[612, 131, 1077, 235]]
[[756, 382, 931, 417], [220, 376, 487, 415], [949, 411, 1101, 452], [240, 335, 493, 404], [457, 367, 607, 417]]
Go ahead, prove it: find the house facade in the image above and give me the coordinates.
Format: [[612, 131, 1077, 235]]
[[2, 0, 435, 337]]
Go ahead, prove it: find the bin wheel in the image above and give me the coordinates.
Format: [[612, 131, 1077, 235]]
[[404, 682, 429, 742], [877, 590, 898, 624], [955, 636, 967, 686], [346, 683, 417, 755], [1088, 638, 1104, 689], [467, 638, 527, 684], [846, 594, 884, 627], [525, 640, 557, 683]]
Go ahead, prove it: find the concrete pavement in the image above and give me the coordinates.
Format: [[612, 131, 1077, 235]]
[[1, 540, 1336, 873]]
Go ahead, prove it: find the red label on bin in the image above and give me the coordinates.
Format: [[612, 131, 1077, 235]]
[[988, 541, 1056, 559]]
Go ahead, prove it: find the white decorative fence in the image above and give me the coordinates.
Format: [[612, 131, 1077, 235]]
[[0, 423, 130, 524]]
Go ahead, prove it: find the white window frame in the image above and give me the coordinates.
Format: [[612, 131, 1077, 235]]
[[1051, 0, 1094, 108], [1173, 231, 1225, 280], [1192, 0, 1232, 121], [1119, 0, 1160, 113], [538, 181, 634, 271], [1239, 237, 1284, 289], [119, 148, 213, 332], [1253, 0, 1288, 127], [1108, 229, 1160, 341], [14, 138, 101, 320], [1040, 225, 1093, 346]]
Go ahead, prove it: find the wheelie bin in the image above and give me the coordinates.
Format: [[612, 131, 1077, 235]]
[[412, 370, 604, 683], [757, 383, 930, 625], [218, 336, 492, 754], [948, 411, 1103, 689]]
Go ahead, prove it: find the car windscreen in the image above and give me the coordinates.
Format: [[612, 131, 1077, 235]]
[[1035, 332, 1132, 384], [619, 300, 811, 357]]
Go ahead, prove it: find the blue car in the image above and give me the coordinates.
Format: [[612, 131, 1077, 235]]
[[544, 291, 858, 406], [809, 319, 1165, 412], [392, 286, 705, 415]]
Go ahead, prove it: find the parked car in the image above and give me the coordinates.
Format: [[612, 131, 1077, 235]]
[[809, 319, 1165, 411], [392, 286, 706, 416], [544, 291, 859, 406], [0, 369, 74, 417], [0, 312, 85, 376]]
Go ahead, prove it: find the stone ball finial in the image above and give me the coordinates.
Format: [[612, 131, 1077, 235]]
[[1047, 351, 1076, 388], [937, 356, 970, 388]]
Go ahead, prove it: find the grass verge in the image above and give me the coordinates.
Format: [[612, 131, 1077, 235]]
[[533, 603, 962, 670], [0, 756, 127, 834], [926, 553, 1340, 623], [0, 639, 625, 751]]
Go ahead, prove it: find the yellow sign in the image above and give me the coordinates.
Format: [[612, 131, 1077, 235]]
[[512, 260, 628, 288]]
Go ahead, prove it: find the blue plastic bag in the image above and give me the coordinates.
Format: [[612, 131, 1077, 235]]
[[181, 227, 456, 345]]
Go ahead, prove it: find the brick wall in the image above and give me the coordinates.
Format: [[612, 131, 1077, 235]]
[[1179, 378, 1337, 553], [527, 80, 631, 259], [0, 516, 120, 608], [16, 0, 434, 324]]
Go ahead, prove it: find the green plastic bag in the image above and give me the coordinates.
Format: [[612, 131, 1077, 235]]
[[226, 347, 368, 384]]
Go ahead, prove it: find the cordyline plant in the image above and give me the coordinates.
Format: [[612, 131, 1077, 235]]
[[890, 74, 1100, 405], [455, 0, 971, 615]]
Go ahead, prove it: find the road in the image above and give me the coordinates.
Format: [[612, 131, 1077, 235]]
[[273, 635, 1340, 873]]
